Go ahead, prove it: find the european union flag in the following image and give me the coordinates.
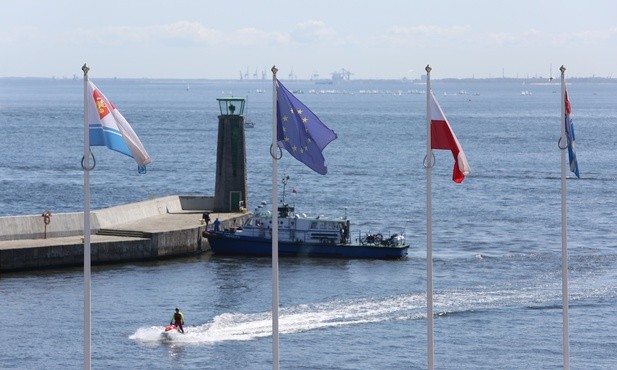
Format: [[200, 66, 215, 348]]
[[276, 79, 337, 174]]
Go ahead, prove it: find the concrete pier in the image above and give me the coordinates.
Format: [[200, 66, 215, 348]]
[[0, 195, 248, 272]]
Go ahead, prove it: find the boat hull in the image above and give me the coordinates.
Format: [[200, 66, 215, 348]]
[[205, 232, 408, 259]]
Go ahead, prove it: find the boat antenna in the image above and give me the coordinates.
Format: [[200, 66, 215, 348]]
[[281, 175, 290, 205]]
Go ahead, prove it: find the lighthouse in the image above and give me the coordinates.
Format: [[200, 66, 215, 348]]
[[213, 97, 248, 212]]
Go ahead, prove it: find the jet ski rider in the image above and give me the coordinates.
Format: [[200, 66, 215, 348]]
[[170, 308, 185, 333]]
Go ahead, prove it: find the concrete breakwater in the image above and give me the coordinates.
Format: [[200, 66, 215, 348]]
[[0, 195, 248, 272]]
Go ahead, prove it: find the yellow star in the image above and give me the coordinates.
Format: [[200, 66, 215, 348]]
[[297, 109, 303, 115], [300, 148, 304, 153], [282, 115, 288, 122], [290, 108, 294, 114], [292, 145, 297, 152], [284, 136, 290, 142], [302, 117, 308, 123]]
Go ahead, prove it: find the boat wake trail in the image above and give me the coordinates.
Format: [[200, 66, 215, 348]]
[[130, 293, 425, 345], [130, 278, 616, 345]]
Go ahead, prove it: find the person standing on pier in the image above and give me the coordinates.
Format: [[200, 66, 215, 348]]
[[203, 212, 211, 230]]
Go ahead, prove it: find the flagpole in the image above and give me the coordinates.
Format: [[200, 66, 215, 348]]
[[425, 64, 435, 370], [270, 65, 280, 370], [559, 65, 570, 370], [81, 63, 92, 370]]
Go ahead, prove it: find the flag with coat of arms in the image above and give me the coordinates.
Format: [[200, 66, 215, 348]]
[[86, 80, 151, 169]]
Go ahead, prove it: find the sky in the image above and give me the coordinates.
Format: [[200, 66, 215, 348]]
[[1, 0, 616, 80]]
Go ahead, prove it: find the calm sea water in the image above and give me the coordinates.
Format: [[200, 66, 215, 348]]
[[1, 77, 616, 369]]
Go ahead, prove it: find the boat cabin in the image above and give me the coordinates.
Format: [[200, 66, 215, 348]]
[[241, 203, 351, 245]]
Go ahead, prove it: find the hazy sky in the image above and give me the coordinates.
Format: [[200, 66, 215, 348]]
[[1, 0, 615, 79]]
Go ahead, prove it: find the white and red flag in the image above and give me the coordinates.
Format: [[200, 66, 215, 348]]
[[428, 91, 470, 183], [87, 80, 151, 169]]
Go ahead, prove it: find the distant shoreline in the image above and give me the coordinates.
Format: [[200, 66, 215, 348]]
[[1, 76, 615, 84]]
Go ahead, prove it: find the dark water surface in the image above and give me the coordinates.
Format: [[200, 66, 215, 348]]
[[1, 77, 616, 369]]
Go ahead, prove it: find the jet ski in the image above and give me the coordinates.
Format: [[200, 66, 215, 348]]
[[161, 324, 184, 339]]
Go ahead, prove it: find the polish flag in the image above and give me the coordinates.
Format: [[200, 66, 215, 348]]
[[429, 91, 470, 183]]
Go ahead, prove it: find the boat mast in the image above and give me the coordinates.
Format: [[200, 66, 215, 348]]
[[281, 175, 289, 205]]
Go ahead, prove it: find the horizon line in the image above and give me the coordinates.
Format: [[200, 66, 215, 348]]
[[1, 75, 615, 82]]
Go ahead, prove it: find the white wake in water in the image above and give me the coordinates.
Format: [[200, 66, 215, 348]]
[[130, 293, 425, 344], [129, 286, 532, 345], [130, 277, 616, 345]]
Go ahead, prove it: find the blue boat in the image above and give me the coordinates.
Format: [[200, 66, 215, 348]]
[[204, 203, 409, 259]]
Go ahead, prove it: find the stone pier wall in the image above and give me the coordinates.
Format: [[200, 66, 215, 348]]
[[0, 195, 250, 272]]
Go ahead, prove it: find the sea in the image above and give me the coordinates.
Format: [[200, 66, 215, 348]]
[[1, 76, 616, 369]]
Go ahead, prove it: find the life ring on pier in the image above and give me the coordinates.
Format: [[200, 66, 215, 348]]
[[42, 210, 52, 225]]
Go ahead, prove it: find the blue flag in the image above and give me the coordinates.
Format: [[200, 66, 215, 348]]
[[276, 79, 337, 175], [564, 91, 580, 178]]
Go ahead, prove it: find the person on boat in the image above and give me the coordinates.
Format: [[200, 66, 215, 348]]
[[213, 217, 221, 231], [170, 308, 185, 333]]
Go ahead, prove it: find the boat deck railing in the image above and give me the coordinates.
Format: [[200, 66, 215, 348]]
[[232, 225, 405, 248]]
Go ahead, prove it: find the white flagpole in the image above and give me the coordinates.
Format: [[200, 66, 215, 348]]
[[559, 65, 570, 370], [425, 64, 435, 370], [270, 65, 280, 370], [81, 64, 92, 370]]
